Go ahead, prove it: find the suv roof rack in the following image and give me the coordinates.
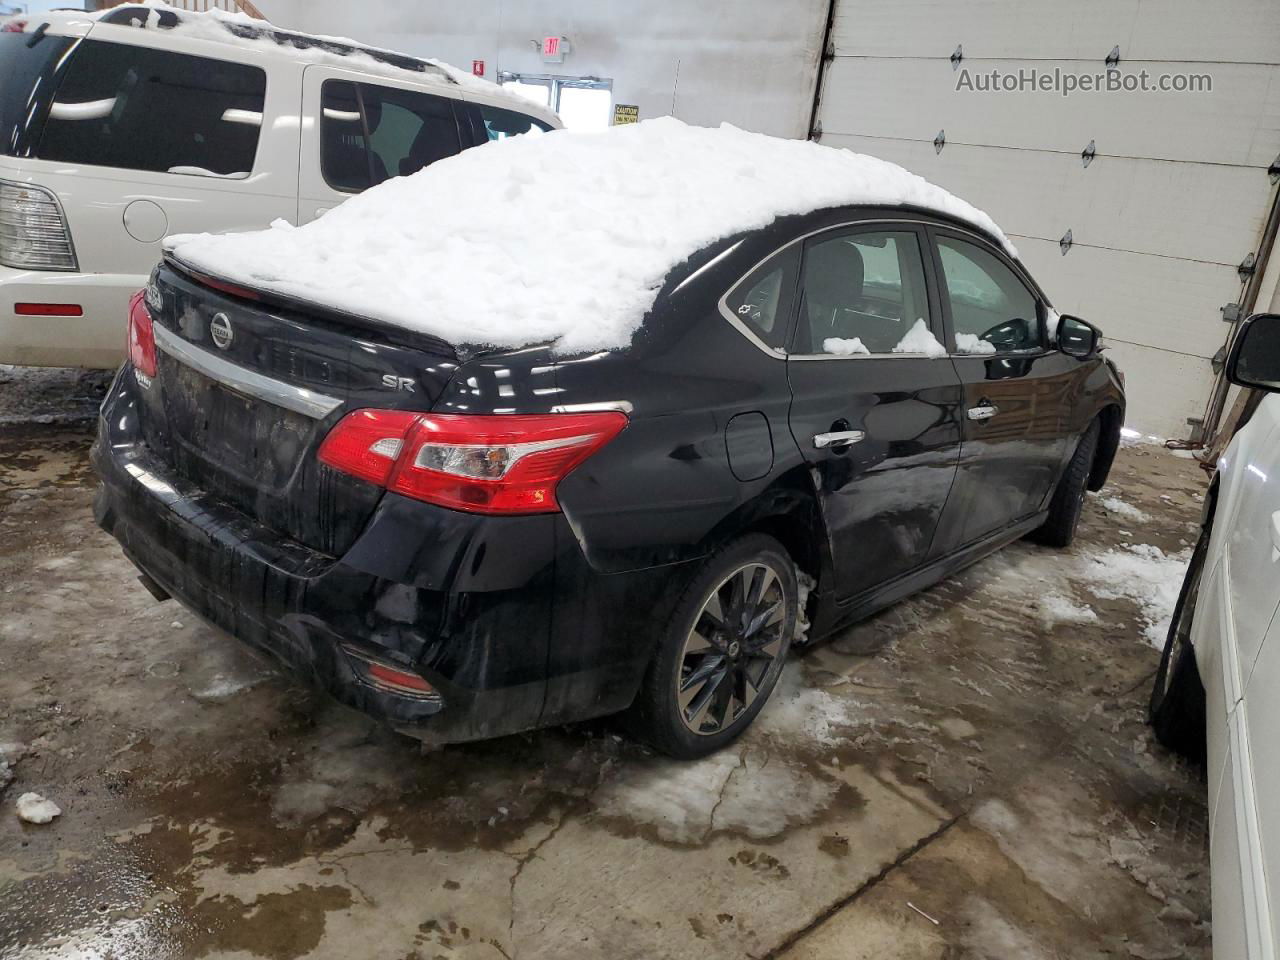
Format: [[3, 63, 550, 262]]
[[97, 5, 454, 82]]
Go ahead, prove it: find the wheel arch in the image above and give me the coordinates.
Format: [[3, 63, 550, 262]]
[[1088, 403, 1124, 491]]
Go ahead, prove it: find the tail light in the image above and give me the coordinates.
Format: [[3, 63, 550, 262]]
[[127, 290, 157, 379], [1, 20, 26, 33], [318, 411, 628, 515], [0, 180, 78, 271]]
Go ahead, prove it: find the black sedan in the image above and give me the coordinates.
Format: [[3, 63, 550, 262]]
[[94, 204, 1123, 758]]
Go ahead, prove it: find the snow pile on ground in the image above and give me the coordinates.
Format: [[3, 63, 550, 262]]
[[1035, 592, 1098, 628], [16, 792, 61, 824], [1093, 495, 1151, 524], [1077, 543, 1191, 647], [757, 670, 866, 745], [892, 319, 948, 357], [169, 118, 1013, 354]]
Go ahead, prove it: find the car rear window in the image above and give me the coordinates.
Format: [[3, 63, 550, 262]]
[[35, 39, 266, 177], [0, 31, 76, 157], [321, 80, 462, 193]]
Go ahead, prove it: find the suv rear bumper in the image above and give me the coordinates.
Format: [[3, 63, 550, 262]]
[[92, 368, 678, 742], [0, 266, 139, 368]]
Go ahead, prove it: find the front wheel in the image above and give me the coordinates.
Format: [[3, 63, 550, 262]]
[[625, 534, 796, 759], [1031, 419, 1101, 548]]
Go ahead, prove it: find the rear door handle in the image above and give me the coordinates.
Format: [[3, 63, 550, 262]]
[[813, 430, 865, 448], [967, 404, 999, 421]]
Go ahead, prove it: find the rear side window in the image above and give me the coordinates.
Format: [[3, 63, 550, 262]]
[[0, 32, 76, 157], [36, 40, 266, 177], [723, 245, 799, 352], [321, 80, 461, 193]]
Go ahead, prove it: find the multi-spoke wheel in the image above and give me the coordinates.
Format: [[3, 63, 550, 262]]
[[625, 534, 796, 759]]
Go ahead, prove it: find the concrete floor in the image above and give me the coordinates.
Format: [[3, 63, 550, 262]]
[[0, 367, 1212, 960]]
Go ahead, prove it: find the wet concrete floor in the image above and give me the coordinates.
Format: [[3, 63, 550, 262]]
[[1, 368, 1211, 959]]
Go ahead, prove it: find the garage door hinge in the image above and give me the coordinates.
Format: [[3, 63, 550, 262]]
[[950, 44, 963, 70], [1238, 252, 1257, 280], [1211, 346, 1227, 374], [1270, 153, 1280, 183], [1221, 302, 1242, 323], [1105, 45, 1121, 69], [1081, 140, 1096, 168], [1059, 229, 1073, 255], [811, 123, 823, 140], [934, 129, 946, 154]]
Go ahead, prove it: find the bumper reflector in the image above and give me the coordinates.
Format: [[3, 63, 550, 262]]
[[342, 644, 440, 700], [15, 302, 83, 316]]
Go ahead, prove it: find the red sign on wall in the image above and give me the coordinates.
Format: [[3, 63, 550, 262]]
[[542, 36, 559, 58], [472, 59, 485, 77]]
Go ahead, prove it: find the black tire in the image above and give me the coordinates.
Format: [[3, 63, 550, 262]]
[[1031, 419, 1101, 548], [1149, 529, 1208, 763], [625, 534, 796, 759]]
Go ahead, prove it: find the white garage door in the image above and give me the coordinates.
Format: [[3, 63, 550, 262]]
[[812, 0, 1280, 438]]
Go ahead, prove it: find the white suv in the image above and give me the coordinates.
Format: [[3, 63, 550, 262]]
[[0, 5, 559, 368]]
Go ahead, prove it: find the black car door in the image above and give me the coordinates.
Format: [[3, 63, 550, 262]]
[[924, 227, 1079, 554], [785, 223, 964, 602]]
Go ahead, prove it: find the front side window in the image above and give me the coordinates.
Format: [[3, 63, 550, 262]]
[[937, 235, 1042, 354], [321, 80, 461, 193], [37, 39, 265, 176], [475, 103, 552, 142], [723, 246, 799, 352], [798, 230, 934, 355]]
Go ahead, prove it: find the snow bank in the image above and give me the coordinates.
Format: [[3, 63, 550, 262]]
[[16, 792, 61, 824], [168, 118, 1015, 354]]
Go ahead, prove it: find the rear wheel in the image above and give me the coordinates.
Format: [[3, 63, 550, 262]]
[[1032, 419, 1101, 548], [626, 534, 796, 759], [1149, 529, 1208, 762]]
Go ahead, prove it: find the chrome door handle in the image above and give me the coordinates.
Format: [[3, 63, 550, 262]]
[[813, 430, 865, 448], [967, 404, 999, 421]]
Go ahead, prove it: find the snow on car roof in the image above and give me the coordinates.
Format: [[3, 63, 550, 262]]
[[167, 117, 1016, 355]]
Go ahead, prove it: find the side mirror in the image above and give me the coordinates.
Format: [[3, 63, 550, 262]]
[[1057, 314, 1099, 358], [1226, 313, 1280, 393]]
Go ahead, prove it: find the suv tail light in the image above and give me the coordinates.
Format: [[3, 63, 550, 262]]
[[318, 411, 628, 515], [127, 290, 157, 379], [0, 180, 78, 271]]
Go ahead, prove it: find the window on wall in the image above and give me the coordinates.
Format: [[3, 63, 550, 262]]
[[935, 235, 1042, 354], [320, 80, 461, 193], [498, 72, 612, 131]]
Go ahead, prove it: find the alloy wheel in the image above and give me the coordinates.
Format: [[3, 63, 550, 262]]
[[676, 561, 788, 736]]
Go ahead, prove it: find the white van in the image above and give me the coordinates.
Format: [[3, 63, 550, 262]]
[[0, 5, 560, 368]]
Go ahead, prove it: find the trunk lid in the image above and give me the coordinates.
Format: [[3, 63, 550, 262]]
[[139, 259, 461, 556]]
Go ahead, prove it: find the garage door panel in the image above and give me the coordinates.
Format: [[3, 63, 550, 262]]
[[831, 0, 1280, 64], [1011, 237, 1238, 361], [818, 57, 1280, 167], [1098, 340, 1213, 436], [821, 133, 1272, 265]]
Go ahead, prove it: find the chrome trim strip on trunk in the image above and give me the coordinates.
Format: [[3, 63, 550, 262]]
[[153, 323, 343, 420]]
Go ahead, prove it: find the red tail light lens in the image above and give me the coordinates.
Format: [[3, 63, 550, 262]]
[[127, 290, 157, 378], [318, 411, 628, 515]]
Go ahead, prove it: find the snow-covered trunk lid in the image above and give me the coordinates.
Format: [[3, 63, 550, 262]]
[[137, 261, 460, 556]]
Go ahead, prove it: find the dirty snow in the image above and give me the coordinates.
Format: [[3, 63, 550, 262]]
[[757, 669, 866, 745], [169, 118, 1013, 354], [1077, 544, 1191, 647], [892, 319, 949, 358], [823, 336, 871, 356], [1036, 592, 1099, 628], [1094, 495, 1151, 524], [955, 332, 997, 355], [16, 792, 61, 824], [795, 570, 817, 643]]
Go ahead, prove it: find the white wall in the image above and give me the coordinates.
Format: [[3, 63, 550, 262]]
[[255, 0, 828, 139]]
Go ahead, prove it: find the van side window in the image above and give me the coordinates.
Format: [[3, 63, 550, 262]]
[[474, 104, 553, 142], [321, 80, 462, 193], [36, 39, 265, 177]]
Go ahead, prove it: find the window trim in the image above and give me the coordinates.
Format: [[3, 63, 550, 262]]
[[717, 217, 1053, 361], [927, 224, 1053, 359]]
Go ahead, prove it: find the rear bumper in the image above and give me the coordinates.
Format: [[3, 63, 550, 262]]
[[0, 266, 140, 368], [92, 369, 681, 741]]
